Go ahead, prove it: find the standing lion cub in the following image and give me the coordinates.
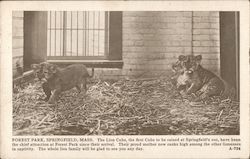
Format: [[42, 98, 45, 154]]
[[32, 63, 94, 104]]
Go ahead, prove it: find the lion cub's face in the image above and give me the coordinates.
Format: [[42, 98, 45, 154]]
[[180, 55, 202, 72], [31, 62, 48, 80], [42, 63, 58, 79], [31, 62, 58, 80]]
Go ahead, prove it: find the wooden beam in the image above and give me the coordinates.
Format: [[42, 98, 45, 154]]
[[47, 59, 123, 68]]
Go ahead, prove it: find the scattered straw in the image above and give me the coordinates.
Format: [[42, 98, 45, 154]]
[[13, 77, 239, 135]]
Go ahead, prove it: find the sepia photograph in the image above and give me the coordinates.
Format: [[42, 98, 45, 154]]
[[12, 10, 240, 136], [1, 0, 249, 158]]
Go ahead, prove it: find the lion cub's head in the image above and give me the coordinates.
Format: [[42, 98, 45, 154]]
[[173, 55, 202, 73], [31, 62, 58, 80], [42, 63, 58, 79]]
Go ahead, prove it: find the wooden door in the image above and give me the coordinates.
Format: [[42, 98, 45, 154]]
[[219, 12, 240, 100], [24, 11, 47, 71]]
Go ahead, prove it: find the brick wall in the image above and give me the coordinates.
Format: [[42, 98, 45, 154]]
[[122, 11, 220, 77], [12, 11, 24, 78], [122, 11, 192, 77], [192, 12, 220, 74]]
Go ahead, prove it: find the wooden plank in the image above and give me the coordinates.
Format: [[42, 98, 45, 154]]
[[219, 12, 240, 100], [13, 70, 34, 84], [108, 12, 122, 60], [47, 56, 105, 60], [24, 11, 47, 71], [47, 59, 123, 68]]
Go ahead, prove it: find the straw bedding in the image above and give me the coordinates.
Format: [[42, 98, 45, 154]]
[[13, 76, 239, 135]]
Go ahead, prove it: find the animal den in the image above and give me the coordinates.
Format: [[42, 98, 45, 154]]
[[13, 71, 239, 135], [12, 11, 240, 136]]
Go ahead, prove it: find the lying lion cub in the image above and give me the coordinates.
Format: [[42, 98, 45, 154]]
[[41, 63, 94, 104], [173, 55, 235, 101]]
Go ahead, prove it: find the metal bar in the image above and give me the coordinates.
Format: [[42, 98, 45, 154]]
[[61, 11, 64, 56], [71, 11, 73, 56], [54, 11, 57, 56], [87, 11, 89, 56], [61, 11, 63, 56], [93, 11, 95, 56], [49, 11, 52, 56], [62, 11, 67, 56], [191, 11, 193, 55], [84, 11, 87, 56], [59, 12, 61, 56], [77, 11, 79, 56], [82, 11, 84, 57], [98, 11, 100, 56], [47, 12, 49, 56]]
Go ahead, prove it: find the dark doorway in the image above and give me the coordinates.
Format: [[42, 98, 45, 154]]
[[23, 11, 47, 71], [219, 12, 240, 100]]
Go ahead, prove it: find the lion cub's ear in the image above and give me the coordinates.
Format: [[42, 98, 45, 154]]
[[178, 55, 186, 61], [31, 64, 41, 70], [195, 55, 202, 64], [49, 64, 58, 74]]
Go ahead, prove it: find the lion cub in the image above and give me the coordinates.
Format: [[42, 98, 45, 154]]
[[32, 63, 94, 104], [172, 55, 235, 101], [43, 64, 94, 104]]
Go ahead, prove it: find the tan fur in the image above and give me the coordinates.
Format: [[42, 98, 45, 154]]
[[31, 62, 48, 80], [172, 55, 236, 101], [43, 64, 93, 104]]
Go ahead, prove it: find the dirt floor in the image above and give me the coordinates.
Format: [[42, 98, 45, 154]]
[[13, 76, 239, 135]]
